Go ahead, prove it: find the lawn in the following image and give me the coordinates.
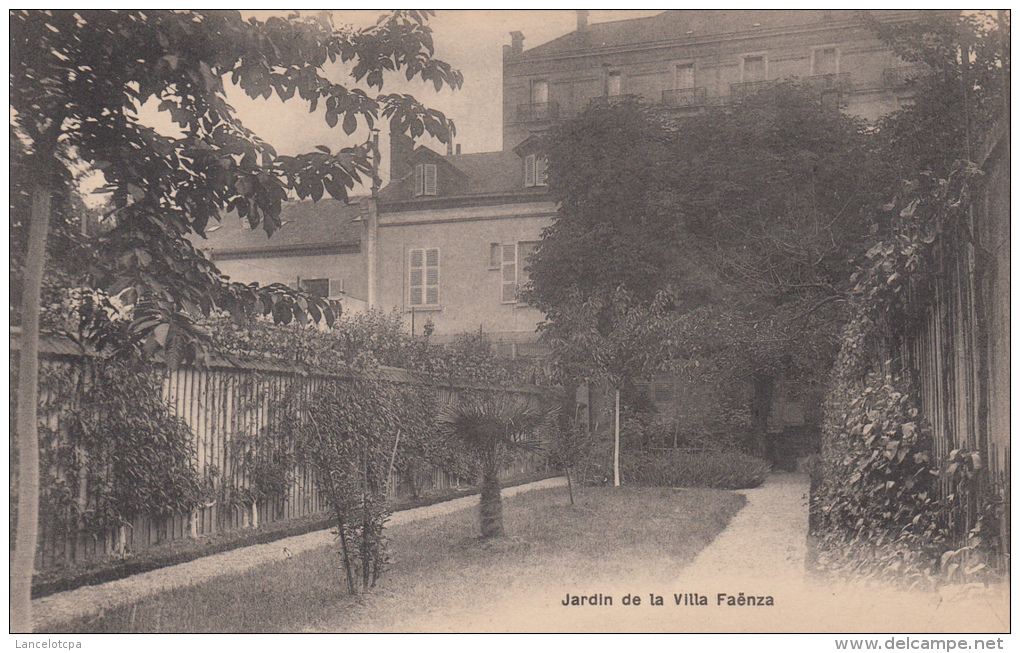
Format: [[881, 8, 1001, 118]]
[[45, 485, 746, 633]]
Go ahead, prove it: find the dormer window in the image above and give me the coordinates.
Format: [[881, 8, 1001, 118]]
[[414, 163, 437, 197], [524, 154, 548, 187]]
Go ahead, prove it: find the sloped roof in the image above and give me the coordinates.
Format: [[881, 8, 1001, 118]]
[[521, 10, 840, 58], [379, 149, 548, 201], [196, 198, 364, 255]]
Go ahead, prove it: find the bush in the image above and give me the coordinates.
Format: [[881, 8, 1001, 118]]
[[622, 449, 771, 490]]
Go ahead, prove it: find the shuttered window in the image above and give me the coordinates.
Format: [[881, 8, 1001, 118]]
[[498, 241, 541, 304], [414, 163, 437, 197], [410, 247, 440, 306], [524, 154, 548, 187]]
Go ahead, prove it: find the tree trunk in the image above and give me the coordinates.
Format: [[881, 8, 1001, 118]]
[[12, 183, 52, 633], [613, 387, 621, 487], [479, 457, 504, 539]]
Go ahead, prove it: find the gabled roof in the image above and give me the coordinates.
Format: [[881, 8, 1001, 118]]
[[196, 198, 364, 257]]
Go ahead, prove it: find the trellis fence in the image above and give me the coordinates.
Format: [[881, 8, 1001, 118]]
[[17, 338, 550, 571], [902, 120, 1010, 567]]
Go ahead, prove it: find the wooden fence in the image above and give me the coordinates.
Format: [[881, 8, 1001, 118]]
[[19, 341, 551, 572], [902, 120, 1010, 567]]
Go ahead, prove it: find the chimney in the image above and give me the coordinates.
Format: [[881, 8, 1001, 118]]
[[510, 31, 524, 55], [455, 144, 461, 155], [389, 127, 414, 183], [577, 10, 589, 33], [447, 140, 453, 156]]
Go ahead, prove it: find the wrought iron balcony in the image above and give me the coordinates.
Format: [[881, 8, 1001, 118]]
[[729, 79, 777, 102], [516, 101, 560, 123], [661, 87, 708, 108], [882, 65, 929, 89], [803, 72, 851, 92]]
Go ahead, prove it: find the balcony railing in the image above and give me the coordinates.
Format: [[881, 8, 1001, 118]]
[[882, 65, 929, 89], [803, 72, 851, 92], [517, 101, 560, 123], [661, 87, 708, 108], [729, 79, 777, 102]]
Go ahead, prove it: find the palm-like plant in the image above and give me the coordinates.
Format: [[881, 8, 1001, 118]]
[[436, 395, 549, 539]]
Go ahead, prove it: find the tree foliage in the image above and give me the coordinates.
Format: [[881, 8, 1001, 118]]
[[11, 9, 462, 353], [526, 86, 877, 399], [9, 9, 462, 631]]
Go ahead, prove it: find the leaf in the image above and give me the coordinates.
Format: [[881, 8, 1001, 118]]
[[343, 111, 357, 135], [153, 323, 171, 347], [325, 110, 338, 128]]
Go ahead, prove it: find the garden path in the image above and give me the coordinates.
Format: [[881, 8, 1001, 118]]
[[347, 472, 1007, 633], [30, 477, 567, 631]]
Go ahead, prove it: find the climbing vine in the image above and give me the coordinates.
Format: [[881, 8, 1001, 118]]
[[812, 161, 996, 585]]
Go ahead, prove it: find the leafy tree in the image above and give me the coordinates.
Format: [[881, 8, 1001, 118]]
[[436, 396, 549, 539], [9, 9, 461, 631], [526, 86, 879, 461]]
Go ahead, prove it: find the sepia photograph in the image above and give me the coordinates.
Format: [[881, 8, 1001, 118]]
[[9, 8, 1010, 644]]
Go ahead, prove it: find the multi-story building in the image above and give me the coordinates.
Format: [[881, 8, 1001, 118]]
[[202, 10, 925, 360], [503, 9, 923, 149], [371, 131, 555, 354]]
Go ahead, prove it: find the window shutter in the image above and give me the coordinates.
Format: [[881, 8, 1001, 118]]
[[524, 154, 536, 187], [535, 157, 548, 186], [414, 164, 424, 196], [328, 278, 344, 298], [423, 163, 437, 196], [425, 248, 439, 304], [501, 244, 517, 303], [409, 248, 424, 305]]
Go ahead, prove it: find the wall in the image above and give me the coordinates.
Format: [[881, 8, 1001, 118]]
[[376, 201, 556, 339], [214, 251, 368, 315]]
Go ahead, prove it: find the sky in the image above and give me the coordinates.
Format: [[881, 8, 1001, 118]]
[[226, 11, 663, 162], [81, 10, 663, 206]]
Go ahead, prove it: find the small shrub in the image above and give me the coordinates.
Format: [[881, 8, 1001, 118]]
[[622, 449, 771, 490]]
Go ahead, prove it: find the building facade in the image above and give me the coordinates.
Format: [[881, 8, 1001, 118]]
[[198, 198, 369, 315], [372, 132, 556, 352], [503, 9, 922, 149], [201, 10, 924, 358]]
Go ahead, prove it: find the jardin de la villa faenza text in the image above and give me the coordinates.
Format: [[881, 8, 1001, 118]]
[[561, 592, 775, 607]]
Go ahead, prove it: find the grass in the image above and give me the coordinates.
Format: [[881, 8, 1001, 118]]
[[44, 485, 746, 633], [32, 470, 558, 599]]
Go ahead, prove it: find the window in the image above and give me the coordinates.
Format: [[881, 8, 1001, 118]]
[[675, 63, 696, 89], [501, 244, 517, 303], [813, 47, 839, 76], [498, 241, 540, 304], [531, 79, 549, 104], [414, 163, 437, 197], [489, 243, 501, 270], [607, 70, 623, 96], [742, 54, 767, 82], [409, 248, 440, 306], [524, 154, 548, 187], [301, 278, 330, 298], [300, 278, 343, 299]]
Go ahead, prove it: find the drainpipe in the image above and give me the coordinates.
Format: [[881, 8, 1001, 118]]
[[366, 130, 381, 310]]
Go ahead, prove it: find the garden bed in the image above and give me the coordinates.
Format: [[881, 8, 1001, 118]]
[[31, 470, 558, 600], [44, 484, 746, 632]]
